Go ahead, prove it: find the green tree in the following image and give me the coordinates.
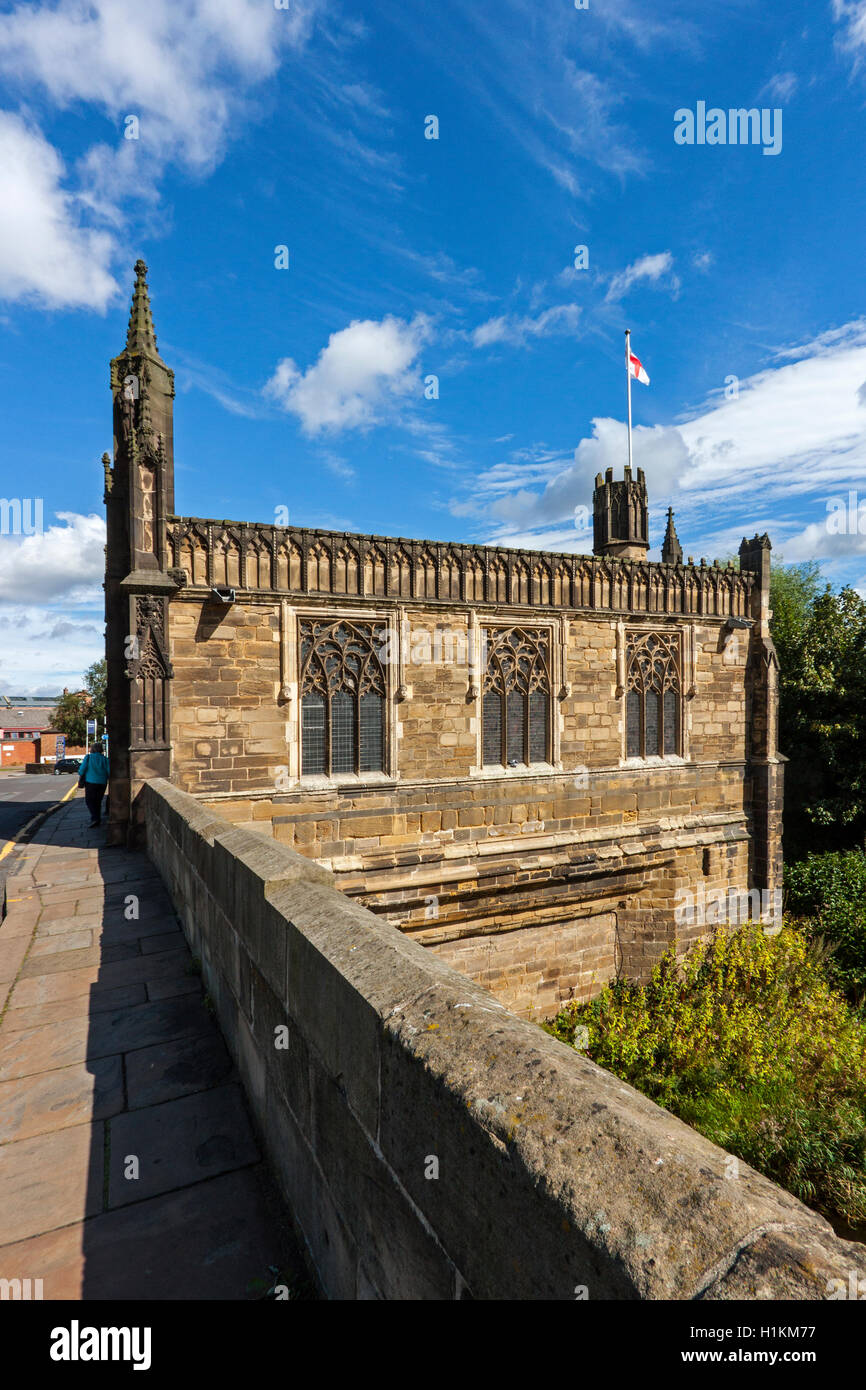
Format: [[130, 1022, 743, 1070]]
[[769, 559, 822, 664], [84, 658, 107, 721], [770, 563, 866, 856], [50, 659, 107, 747]]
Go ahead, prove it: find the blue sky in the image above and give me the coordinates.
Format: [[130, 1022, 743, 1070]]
[[1, 0, 866, 692]]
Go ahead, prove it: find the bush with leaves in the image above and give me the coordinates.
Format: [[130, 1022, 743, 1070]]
[[544, 923, 866, 1227]]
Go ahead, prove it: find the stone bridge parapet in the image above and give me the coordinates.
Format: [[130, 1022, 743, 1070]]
[[142, 776, 865, 1300]]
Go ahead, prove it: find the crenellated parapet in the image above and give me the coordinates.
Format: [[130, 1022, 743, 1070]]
[[164, 515, 756, 619]]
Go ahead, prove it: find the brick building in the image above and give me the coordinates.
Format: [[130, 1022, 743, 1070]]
[[0, 699, 81, 767], [104, 263, 783, 1017]]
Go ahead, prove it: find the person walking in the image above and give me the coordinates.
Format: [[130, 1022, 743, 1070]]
[[78, 748, 110, 827]]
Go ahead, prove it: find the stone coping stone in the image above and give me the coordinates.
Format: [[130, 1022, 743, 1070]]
[[142, 776, 866, 1301]]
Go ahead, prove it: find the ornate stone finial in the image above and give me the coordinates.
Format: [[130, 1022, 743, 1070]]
[[102, 451, 113, 498], [661, 506, 682, 566], [125, 259, 161, 358]]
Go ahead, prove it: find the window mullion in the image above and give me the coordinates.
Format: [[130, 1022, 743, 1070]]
[[501, 691, 507, 766], [326, 694, 332, 777], [355, 691, 361, 775]]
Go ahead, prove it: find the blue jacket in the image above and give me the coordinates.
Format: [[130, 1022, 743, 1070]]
[[79, 751, 109, 784]]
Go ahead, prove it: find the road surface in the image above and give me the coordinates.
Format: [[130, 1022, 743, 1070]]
[[0, 770, 79, 902]]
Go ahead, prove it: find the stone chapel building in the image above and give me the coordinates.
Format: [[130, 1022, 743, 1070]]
[[104, 262, 783, 1018]]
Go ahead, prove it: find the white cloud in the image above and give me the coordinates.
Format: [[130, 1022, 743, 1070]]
[[452, 320, 866, 574], [0, 0, 315, 172], [471, 304, 581, 349], [762, 72, 798, 101], [482, 419, 688, 528], [0, 606, 103, 693], [264, 314, 430, 433], [833, 0, 866, 62], [676, 321, 866, 504], [0, 513, 106, 689], [382, 3, 652, 196], [0, 113, 118, 309], [173, 349, 267, 418], [482, 524, 594, 554], [557, 64, 647, 179], [0, 512, 106, 603], [320, 452, 356, 481], [385, 245, 494, 301], [781, 519, 866, 563], [605, 251, 677, 303], [0, 0, 317, 308]]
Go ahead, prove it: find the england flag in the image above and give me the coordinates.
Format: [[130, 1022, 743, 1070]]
[[628, 350, 650, 385]]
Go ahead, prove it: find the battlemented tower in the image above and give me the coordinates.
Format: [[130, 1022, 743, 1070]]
[[592, 465, 649, 559]]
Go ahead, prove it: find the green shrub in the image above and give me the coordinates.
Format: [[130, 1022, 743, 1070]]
[[543, 923, 866, 1227], [785, 850, 866, 1005]]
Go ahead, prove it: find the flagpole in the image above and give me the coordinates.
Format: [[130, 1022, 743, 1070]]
[[625, 327, 633, 472]]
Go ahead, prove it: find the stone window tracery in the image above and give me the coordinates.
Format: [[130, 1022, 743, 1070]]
[[625, 631, 681, 758], [482, 626, 551, 767], [299, 619, 387, 776]]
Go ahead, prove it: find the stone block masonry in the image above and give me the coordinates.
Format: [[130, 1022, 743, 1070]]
[[201, 761, 753, 1017], [0, 793, 307, 1298], [103, 263, 783, 1024], [143, 777, 864, 1301]]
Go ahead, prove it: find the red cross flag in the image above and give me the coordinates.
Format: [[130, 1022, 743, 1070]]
[[628, 349, 650, 385], [624, 329, 649, 473]]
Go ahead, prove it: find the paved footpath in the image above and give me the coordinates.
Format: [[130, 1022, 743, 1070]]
[[0, 793, 309, 1299]]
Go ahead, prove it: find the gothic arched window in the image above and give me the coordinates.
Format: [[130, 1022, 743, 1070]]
[[299, 619, 387, 775], [626, 631, 682, 758], [482, 626, 551, 767]]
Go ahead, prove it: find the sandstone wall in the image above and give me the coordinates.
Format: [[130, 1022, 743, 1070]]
[[197, 754, 752, 1016], [167, 600, 748, 793], [142, 777, 863, 1301], [165, 596, 762, 1016]]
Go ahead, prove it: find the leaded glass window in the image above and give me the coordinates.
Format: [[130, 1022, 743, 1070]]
[[625, 631, 682, 758], [299, 619, 387, 776], [482, 627, 551, 766]]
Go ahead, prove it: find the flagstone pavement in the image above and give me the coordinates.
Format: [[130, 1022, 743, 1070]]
[[0, 792, 309, 1299]]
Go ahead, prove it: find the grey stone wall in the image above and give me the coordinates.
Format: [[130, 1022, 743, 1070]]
[[142, 776, 866, 1301]]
